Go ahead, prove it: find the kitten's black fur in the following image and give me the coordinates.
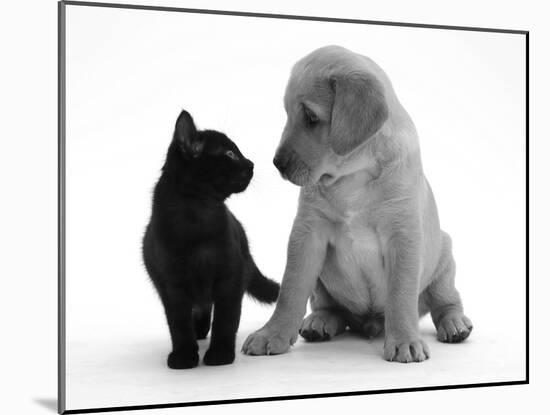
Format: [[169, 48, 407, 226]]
[[142, 110, 279, 369]]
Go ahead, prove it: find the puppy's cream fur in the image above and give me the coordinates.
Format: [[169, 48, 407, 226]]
[[242, 46, 472, 362]]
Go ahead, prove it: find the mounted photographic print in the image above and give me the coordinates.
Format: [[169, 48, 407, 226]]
[[58, 1, 528, 413]]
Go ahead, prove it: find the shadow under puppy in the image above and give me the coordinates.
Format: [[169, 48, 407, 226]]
[[243, 45, 473, 362], [143, 110, 279, 369]]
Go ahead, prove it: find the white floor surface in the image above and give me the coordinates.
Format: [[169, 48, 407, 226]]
[[66, 311, 525, 411]]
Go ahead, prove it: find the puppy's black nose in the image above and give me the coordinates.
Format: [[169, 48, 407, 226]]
[[273, 155, 286, 173]]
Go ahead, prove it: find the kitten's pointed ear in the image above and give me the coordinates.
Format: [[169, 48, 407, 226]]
[[175, 110, 203, 157]]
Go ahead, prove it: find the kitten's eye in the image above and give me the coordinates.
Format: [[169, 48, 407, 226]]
[[225, 150, 238, 160], [304, 106, 319, 127]]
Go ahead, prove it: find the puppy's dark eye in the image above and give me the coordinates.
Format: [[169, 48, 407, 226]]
[[225, 150, 238, 160], [304, 106, 319, 127]]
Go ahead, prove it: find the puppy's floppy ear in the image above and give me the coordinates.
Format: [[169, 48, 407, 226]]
[[175, 110, 204, 157], [329, 73, 389, 155]]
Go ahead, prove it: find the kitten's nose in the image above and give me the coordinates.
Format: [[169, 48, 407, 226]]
[[241, 160, 254, 180]]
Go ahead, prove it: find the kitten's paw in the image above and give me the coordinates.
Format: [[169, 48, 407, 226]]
[[299, 310, 346, 342], [203, 347, 235, 366], [241, 326, 297, 356], [167, 350, 199, 369], [383, 337, 430, 363], [437, 313, 473, 343]]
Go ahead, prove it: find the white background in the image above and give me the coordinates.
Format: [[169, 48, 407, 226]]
[[0, 0, 544, 415]]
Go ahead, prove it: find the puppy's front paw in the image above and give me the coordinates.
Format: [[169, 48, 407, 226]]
[[437, 313, 473, 343], [299, 310, 346, 342], [241, 326, 297, 356], [383, 337, 430, 363]]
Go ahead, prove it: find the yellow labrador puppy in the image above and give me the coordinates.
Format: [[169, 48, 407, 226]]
[[242, 45, 473, 362]]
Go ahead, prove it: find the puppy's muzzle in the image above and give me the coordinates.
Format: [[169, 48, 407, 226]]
[[273, 149, 310, 186], [273, 150, 298, 178], [273, 154, 288, 175]]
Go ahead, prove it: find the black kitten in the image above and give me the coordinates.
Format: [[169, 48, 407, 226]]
[[142, 110, 279, 369]]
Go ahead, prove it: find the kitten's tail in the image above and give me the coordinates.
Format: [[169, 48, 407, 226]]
[[247, 263, 280, 304]]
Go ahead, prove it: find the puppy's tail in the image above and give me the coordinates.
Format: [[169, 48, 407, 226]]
[[247, 263, 280, 304]]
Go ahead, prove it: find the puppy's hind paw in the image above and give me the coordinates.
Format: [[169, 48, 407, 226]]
[[299, 310, 346, 342], [437, 313, 473, 343], [360, 315, 384, 340]]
